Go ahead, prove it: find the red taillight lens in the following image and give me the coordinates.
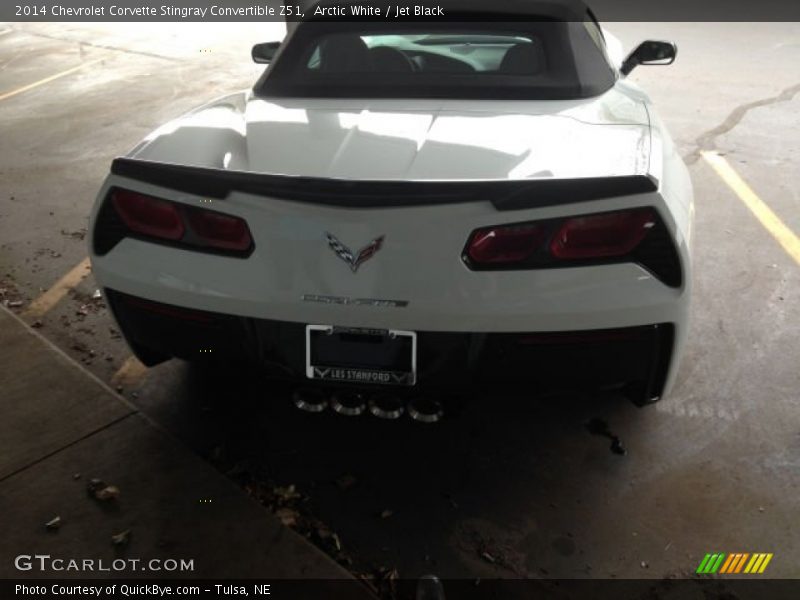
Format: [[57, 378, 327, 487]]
[[467, 224, 547, 265], [109, 188, 253, 255], [461, 207, 680, 286], [549, 208, 656, 260], [112, 190, 184, 240], [185, 208, 253, 252]]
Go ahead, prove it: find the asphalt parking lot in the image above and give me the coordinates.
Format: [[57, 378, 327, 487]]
[[1, 21, 799, 582]]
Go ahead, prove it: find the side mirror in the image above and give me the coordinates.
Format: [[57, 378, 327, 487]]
[[620, 40, 677, 76], [252, 41, 281, 64]]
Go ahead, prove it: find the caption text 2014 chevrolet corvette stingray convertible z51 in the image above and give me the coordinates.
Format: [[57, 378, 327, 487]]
[[89, 0, 693, 420]]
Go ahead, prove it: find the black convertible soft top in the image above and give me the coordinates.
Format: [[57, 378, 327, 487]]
[[256, 3, 615, 100]]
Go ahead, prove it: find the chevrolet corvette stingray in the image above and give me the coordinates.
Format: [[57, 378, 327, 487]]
[[89, 0, 693, 420]]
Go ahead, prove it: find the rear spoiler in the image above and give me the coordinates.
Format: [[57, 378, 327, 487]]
[[111, 157, 658, 211]]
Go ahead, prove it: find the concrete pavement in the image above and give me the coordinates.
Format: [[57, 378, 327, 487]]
[[0, 306, 369, 584]]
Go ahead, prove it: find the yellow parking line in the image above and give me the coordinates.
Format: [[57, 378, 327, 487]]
[[111, 356, 149, 389], [21, 257, 92, 320], [702, 151, 800, 266], [0, 58, 102, 103], [21, 253, 149, 388]]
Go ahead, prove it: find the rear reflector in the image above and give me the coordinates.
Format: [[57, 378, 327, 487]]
[[516, 329, 648, 345], [466, 224, 548, 265], [185, 207, 253, 252], [121, 295, 214, 323], [550, 208, 656, 259], [112, 190, 184, 241]]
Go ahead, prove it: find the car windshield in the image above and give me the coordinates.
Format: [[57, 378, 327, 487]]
[[256, 20, 615, 100]]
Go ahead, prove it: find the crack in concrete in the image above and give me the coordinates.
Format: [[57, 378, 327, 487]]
[[0, 413, 137, 484], [684, 81, 800, 165]]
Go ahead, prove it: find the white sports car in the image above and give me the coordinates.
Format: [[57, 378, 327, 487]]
[[89, 0, 693, 420]]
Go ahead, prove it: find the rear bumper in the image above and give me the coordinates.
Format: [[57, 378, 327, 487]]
[[107, 290, 675, 403]]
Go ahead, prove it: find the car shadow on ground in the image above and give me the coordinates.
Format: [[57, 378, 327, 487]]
[[138, 360, 642, 579]]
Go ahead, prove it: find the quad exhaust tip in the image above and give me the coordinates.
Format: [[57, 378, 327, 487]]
[[292, 388, 328, 413], [330, 390, 367, 416], [368, 394, 405, 420], [407, 397, 444, 424], [291, 387, 445, 423]]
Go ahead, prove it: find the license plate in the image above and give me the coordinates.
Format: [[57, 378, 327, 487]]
[[305, 325, 417, 386]]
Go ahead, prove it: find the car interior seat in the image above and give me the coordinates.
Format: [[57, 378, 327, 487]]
[[319, 35, 371, 72], [498, 42, 545, 75], [367, 46, 417, 72]]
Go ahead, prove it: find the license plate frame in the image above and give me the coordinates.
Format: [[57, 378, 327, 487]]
[[305, 325, 417, 386]]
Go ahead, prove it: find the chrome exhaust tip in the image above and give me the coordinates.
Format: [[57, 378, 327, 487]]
[[416, 575, 446, 600], [292, 387, 328, 413], [330, 390, 367, 416], [368, 394, 405, 420], [407, 396, 444, 424]]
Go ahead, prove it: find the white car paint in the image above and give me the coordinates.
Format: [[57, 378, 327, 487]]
[[127, 90, 651, 182]]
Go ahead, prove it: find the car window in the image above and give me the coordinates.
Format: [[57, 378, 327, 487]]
[[582, 20, 605, 52], [257, 20, 616, 100], [304, 33, 547, 76]]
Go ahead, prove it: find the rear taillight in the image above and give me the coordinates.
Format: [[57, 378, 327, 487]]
[[101, 189, 253, 257], [463, 207, 681, 287], [185, 208, 252, 252], [549, 208, 656, 259], [112, 190, 184, 241], [467, 224, 548, 264]]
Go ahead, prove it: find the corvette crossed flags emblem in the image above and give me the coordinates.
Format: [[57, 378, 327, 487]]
[[325, 232, 385, 272]]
